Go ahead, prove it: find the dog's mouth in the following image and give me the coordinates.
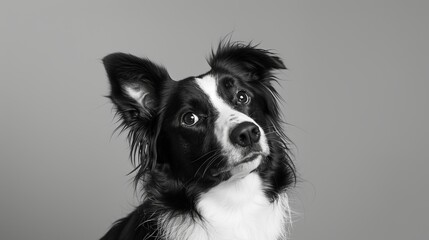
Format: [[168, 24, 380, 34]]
[[233, 152, 263, 167], [211, 152, 265, 177]]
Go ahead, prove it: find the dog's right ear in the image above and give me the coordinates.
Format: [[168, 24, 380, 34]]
[[102, 53, 171, 124], [103, 53, 171, 175]]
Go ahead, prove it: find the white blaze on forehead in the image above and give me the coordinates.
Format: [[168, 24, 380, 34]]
[[194, 74, 248, 128], [194, 75, 227, 113], [194, 75, 269, 164]]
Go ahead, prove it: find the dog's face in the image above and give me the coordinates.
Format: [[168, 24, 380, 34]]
[[104, 42, 286, 183], [158, 74, 271, 180]]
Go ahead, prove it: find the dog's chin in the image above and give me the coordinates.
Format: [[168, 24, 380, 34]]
[[229, 155, 263, 180], [211, 153, 264, 180]]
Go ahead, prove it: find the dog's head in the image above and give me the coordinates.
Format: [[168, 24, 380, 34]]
[[103, 42, 290, 185]]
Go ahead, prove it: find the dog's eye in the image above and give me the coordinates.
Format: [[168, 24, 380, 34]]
[[182, 112, 200, 127], [236, 90, 251, 104]]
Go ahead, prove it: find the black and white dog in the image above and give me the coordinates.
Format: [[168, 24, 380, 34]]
[[101, 41, 296, 240]]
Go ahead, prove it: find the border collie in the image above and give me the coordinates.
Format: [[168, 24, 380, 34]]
[[101, 41, 296, 240]]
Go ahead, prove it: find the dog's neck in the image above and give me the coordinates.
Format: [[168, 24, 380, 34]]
[[160, 172, 290, 240]]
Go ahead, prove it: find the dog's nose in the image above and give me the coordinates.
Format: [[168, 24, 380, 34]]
[[230, 122, 261, 147]]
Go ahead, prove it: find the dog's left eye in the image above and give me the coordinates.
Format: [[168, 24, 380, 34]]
[[236, 90, 251, 104], [181, 112, 200, 127]]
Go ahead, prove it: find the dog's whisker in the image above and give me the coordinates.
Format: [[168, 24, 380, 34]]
[[191, 149, 221, 163], [201, 155, 223, 178], [193, 151, 222, 178]]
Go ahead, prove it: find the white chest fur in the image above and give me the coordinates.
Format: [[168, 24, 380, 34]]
[[160, 173, 290, 240]]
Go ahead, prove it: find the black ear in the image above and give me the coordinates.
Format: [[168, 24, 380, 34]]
[[102, 53, 171, 175], [208, 41, 286, 81], [103, 53, 171, 123]]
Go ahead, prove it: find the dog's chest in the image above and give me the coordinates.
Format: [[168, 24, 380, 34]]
[[190, 173, 287, 240]]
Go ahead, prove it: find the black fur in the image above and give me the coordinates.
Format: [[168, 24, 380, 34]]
[[101, 41, 296, 240]]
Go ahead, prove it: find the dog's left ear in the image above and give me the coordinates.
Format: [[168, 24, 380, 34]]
[[208, 42, 286, 81]]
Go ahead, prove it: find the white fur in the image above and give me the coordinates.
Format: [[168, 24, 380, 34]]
[[194, 75, 270, 167], [124, 85, 149, 107], [160, 173, 290, 240]]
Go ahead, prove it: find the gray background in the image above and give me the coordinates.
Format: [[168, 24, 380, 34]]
[[1, 1, 428, 239]]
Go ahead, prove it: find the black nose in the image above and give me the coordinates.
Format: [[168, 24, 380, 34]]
[[230, 122, 261, 147]]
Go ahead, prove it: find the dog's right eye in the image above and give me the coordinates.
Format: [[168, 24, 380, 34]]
[[181, 112, 200, 127]]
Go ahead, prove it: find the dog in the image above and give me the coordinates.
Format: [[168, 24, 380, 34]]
[[101, 41, 296, 240]]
